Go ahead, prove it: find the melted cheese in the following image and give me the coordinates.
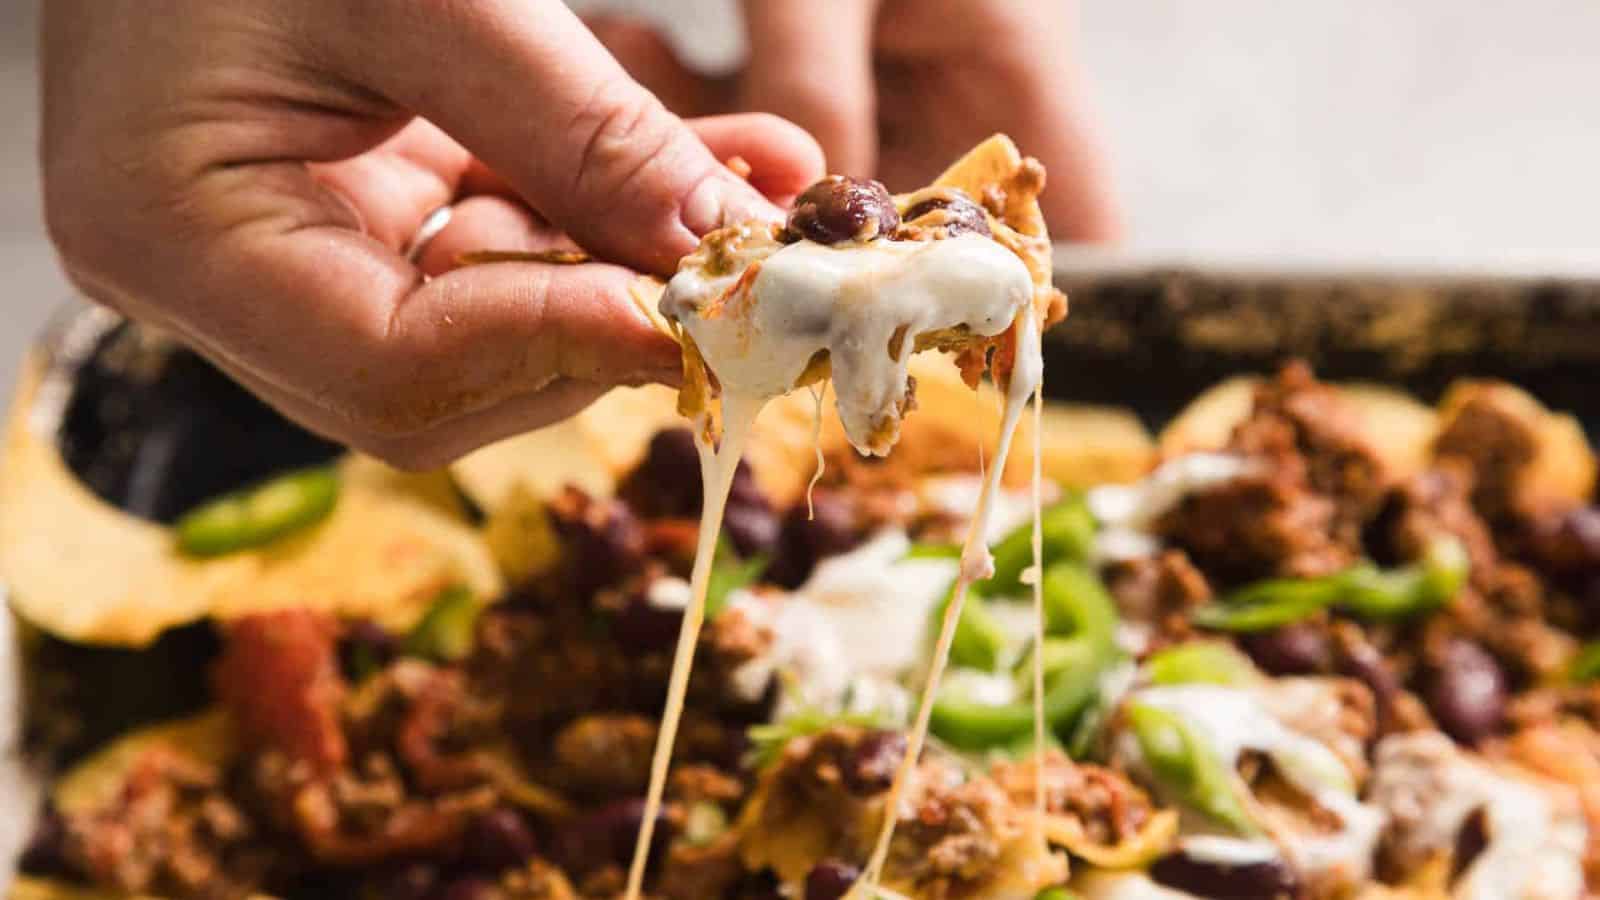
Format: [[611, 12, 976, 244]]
[[624, 229, 1044, 900], [662, 233, 1034, 455], [1119, 682, 1384, 888], [1088, 452, 1256, 562], [1369, 732, 1586, 900]]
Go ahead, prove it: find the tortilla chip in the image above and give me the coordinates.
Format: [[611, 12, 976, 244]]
[[53, 712, 232, 815], [0, 355, 500, 647], [1157, 375, 1261, 459], [6, 879, 273, 900], [1339, 382, 1438, 481], [1435, 379, 1596, 510]]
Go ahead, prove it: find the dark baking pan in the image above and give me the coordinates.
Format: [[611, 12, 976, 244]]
[[1045, 249, 1600, 430]]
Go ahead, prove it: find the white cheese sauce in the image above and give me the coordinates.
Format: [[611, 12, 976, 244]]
[[1369, 731, 1586, 900], [1088, 453, 1257, 562], [1118, 682, 1383, 888], [662, 233, 1035, 455]]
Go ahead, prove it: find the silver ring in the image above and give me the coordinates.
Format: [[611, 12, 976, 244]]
[[404, 205, 455, 264]]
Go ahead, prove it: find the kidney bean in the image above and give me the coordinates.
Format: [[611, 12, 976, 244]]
[[841, 730, 906, 795], [430, 876, 495, 900], [1149, 849, 1302, 900], [785, 176, 900, 245], [557, 798, 673, 873], [619, 428, 702, 518], [462, 808, 538, 874], [805, 859, 862, 900], [1527, 505, 1600, 574], [1331, 625, 1402, 736], [556, 498, 647, 599], [1240, 623, 1331, 675], [383, 863, 441, 900], [18, 804, 69, 876], [1451, 807, 1490, 881], [1426, 639, 1507, 746], [769, 492, 861, 588], [613, 591, 684, 654], [902, 190, 991, 238], [723, 501, 781, 558]]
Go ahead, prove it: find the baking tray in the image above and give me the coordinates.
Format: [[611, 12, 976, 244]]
[[5, 252, 1600, 882]]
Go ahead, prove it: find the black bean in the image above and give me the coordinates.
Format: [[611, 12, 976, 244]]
[[1149, 850, 1302, 900], [901, 190, 991, 238], [785, 176, 900, 245], [805, 858, 862, 900], [769, 492, 861, 588], [462, 808, 538, 874], [18, 804, 70, 876], [1426, 640, 1507, 746], [557, 798, 673, 873], [842, 730, 906, 795], [430, 875, 495, 900], [1240, 623, 1330, 675], [612, 591, 685, 654], [383, 863, 441, 900], [337, 619, 397, 681]]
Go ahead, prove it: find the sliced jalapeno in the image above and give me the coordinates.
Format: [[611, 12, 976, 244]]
[[1191, 576, 1340, 632], [930, 582, 1010, 671], [1340, 536, 1469, 620], [931, 561, 1120, 750], [979, 494, 1096, 597], [404, 586, 481, 662], [1145, 641, 1260, 687], [175, 466, 340, 557], [1126, 702, 1259, 835], [1570, 641, 1600, 682]]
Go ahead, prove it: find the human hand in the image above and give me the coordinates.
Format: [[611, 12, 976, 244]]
[[41, 0, 824, 468], [589, 0, 1121, 242]]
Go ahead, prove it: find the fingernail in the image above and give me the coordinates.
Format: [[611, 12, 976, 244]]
[[682, 172, 783, 236]]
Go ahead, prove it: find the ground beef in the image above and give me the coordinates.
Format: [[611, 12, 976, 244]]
[[1105, 550, 1213, 649], [1432, 384, 1543, 525], [60, 749, 285, 899], [552, 714, 658, 797], [990, 753, 1156, 846], [1370, 463, 1499, 582], [1158, 471, 1352, 583], [1231, 361, 1391, 543]]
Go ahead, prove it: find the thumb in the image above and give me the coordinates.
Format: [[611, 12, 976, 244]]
[[313, 0, 779, 275]]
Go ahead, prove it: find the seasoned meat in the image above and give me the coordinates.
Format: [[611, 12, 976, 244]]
[[1105, 549, 1213, 649], [1231, 361, 1391, 542], [553, 714, 658, 797], [1158, 470, 1351, 582], [990, 753, 1157, 846]]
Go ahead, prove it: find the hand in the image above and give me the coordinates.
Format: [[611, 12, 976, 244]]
[[41, 0, 824, 468], [588, 0, 1121, 242]]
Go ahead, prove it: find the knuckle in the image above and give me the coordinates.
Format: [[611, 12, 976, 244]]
[[569, 85, 683, 199]]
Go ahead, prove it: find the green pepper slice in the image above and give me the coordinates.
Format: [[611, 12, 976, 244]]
[[979, 494, 1096, 598], [1034, 889, 1081, 900], [1340, 537, 1469, 620], [930, 562, 1119, 750], [1190, 575, 1341, 632], [1570, 641, 1600, 682], [1145, 641, 1260, 687], [175, 466, 340, 557], [1126, 701, 1259, 835], [931, 582, 1011, 671], [404, 586, 481, 662]]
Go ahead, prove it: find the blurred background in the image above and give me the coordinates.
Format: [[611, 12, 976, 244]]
[[3, 0, 1600, 397]]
